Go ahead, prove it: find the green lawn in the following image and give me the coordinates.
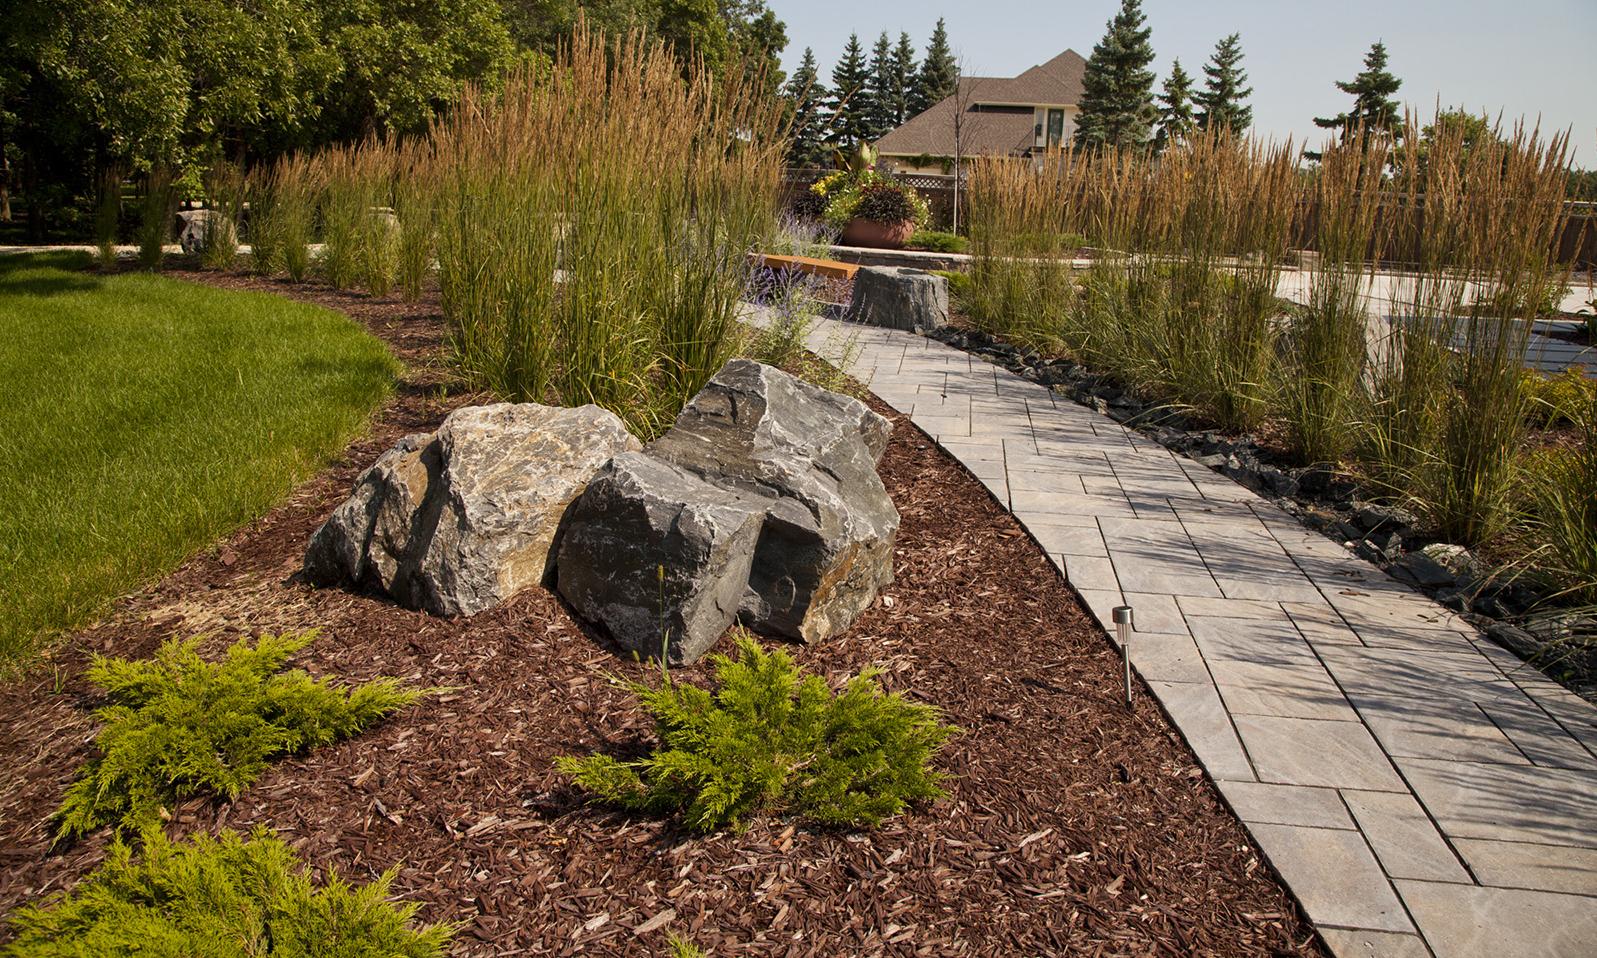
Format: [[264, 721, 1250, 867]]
[[0, 254, 399, 673]]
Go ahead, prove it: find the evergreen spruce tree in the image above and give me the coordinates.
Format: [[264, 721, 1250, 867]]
[[1314, 41, 1403, 137], [1154, 58, 1195, 153], [863, 32, 897, 141], [1072, 0, 1158, 150], [890, 32, 918, 125], [784, 48, 830, 168], [827, 33, 871, 148], [1195, 33, 1253, 134], [911, 18, 958, 116]]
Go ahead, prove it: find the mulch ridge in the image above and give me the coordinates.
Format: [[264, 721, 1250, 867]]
[[0, 272, 1325, 956]]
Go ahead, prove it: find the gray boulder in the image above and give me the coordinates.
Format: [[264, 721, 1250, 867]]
[[304, 402, 639, 616], [1351, 500, 1418, 533], [556, 453, 767, 664], [847, 266, 950, 332], [176, 209, 233, 255], [1393, 543, 1479, 590], [648, 359, 897, 643]]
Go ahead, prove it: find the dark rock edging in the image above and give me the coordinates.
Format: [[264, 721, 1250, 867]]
[[928, 324, 1595, 699]]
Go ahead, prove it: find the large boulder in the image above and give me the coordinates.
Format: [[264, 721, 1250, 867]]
[[304, 403, 639, 616], [175, 209, 233, 255], [556, 453, 767, 664], [648, 359, 897, 643], [847, 266, 949, 332]]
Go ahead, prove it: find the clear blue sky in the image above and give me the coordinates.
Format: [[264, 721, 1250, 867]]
[[773, 0, 1597, 164]]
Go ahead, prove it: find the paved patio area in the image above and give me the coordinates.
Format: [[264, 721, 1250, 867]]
[[800, 315, 1597, 958]]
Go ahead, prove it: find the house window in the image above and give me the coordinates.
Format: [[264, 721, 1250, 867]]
[[1047, 109, 1065, 147]]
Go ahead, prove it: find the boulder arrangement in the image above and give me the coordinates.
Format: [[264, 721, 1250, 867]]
[[304, 403, 640, 616], [304, 360, 898, 664], [847, 266, 949, 333]]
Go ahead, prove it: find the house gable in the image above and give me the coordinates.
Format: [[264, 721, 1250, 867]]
[[874, 49, 1088, 169]]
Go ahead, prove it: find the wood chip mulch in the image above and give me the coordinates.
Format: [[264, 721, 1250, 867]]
[[0, 272, 1325, 957]]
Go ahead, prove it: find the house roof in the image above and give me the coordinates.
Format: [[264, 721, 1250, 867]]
[[875, 49, 1087, 158]]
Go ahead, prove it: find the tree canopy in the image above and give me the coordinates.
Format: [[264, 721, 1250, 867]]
[[1154, 59, 1195, 153], [1194, 33, 1252, 134], [827, 33, 870, 148], [784, 47, 830, 167], [1073, 0, 1158, 150], [0, 0, 791, 235], [1314, 41, 1402, 137], [863, 32, 897, 141], [910, 19, 958, 118]]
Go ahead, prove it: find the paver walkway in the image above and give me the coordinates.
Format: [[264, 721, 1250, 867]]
[[799, 315, 1597, 958]]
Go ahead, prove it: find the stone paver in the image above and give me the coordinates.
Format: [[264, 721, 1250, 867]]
[[1249, 823, 1414, 933], [793, 313, 1597, 957], [1395, 880, 1597, 958]]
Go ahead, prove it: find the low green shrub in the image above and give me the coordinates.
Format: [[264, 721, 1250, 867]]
[[666, 933, 709, 958], [907, 231, 968, 254], [55, 632, 422, 842], [557, 633, 954, 833], [1521, 367, 1597, 428], [6, 827, 454, 957]]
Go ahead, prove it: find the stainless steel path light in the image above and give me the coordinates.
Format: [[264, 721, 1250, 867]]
[[1113, 606, 1134, 709]]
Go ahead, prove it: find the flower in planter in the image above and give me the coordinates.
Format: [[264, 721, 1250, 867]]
[[823, 178, 930, 231]]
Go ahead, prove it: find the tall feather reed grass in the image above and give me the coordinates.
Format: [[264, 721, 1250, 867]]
[[1281, 134, 1390, 466], [238, 28, 780, 438], [969, 132, 1297, 432], [313, 141, 399, 293], [94, 167, 121, 270], [428, 28, 782, 437], [966, 115, 1576, 549], [136, 166, 175, 271], [248, 154, 317, 281], [198, 160, 245, 271]]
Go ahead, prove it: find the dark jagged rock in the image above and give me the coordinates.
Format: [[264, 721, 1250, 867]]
[[648, 359, 898, 644], [555, 453, 766, 665]]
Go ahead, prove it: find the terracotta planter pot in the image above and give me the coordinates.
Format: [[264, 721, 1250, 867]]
[[840, 217, 915, 249]]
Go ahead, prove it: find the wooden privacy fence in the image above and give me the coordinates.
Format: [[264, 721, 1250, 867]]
[[782, 168, 1597, 268]]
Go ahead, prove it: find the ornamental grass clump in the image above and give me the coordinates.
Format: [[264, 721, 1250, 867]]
[[198, 160, 245, 271], [6, 827, 454, 957], [1278, 131, 1390, 466], [1523, 388, 1597, 605], [558, 633, 954, 833], [135, 166, 176, 271], [249, 154, 316, 280], [1369, 117, 1574, 543], [432, 28, 781, 439], [969, 131, 1297, 431], [93, 167, 121, 270], [54, 631, 422, 842]]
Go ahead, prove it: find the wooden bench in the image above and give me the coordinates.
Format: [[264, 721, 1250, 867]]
[[751, 252, 860, 283]]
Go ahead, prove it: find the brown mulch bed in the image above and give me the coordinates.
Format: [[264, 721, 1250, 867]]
[[0, 272, 1325, 956]]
